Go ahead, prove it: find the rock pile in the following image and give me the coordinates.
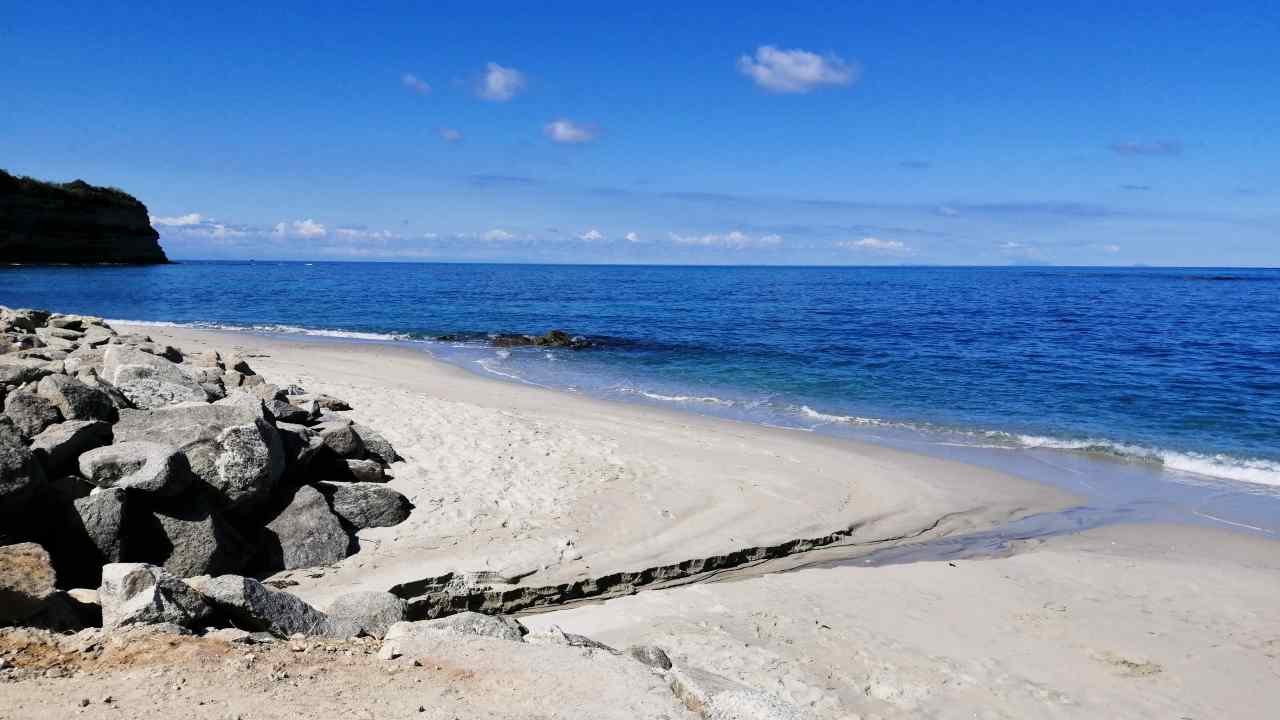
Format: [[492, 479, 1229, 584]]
[[0, 306, 412, 633]]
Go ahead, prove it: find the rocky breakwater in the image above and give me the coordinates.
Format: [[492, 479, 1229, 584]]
[[0, 170, 168, 264], [0, 305, 412, 637]]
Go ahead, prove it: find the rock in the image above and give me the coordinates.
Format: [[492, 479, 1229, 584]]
[[265, 398, 311, 424], [323, 591, 407, 639], [316, 422, 364, 458], [56, 488, 129, 588], [274, 422, 319, 463], [75, 369, 133, 410], [63, 346, 106, 375], [669, 667, 808, 719], [130, 499, 248, 578], [385, 612, 527, 644], [101, 346, 208, 409], [316, 481, 412, 529], [0, 543, 58, 623], [3, 389, 62, 438], [79, 327, 115, 348], [0, 307, 51, 333], [98, 563, 213, 629], [78, 441, 190, 496], [112, 399, 284, 509], [224, 355, 254, 375], [185, 351, 222, 368], [29, 420, 112, 476], [528, 626, 619, 654], [627, 644, 673, 670], [344, 458, 387, 482], [0, 417, 45, 509], [199, 574, 330, 637], [36, 373, 117, 422], [47, 315, 86, 332], [257, 486, 350, 571], [492, 330, 593, 350], [352, 424, 401, 464], [291, 393, 351, 411]]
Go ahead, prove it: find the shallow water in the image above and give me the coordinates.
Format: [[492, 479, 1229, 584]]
[[3, 262, 1279, 534]]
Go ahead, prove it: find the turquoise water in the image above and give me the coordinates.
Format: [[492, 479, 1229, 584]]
[[3, 262, 1278, 494]]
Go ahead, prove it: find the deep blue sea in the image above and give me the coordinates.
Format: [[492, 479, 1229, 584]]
[[4, 262, 1279, 496]]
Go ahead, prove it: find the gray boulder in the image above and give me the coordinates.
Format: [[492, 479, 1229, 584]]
[[78, 441, 190, 496], [259, 485, 350, 571], [353, 424, 401, 464], [317, 421, 364, 457], [265, 398, 311, 424], [36, 373, 117, 422], [99, 563, 214, 630], [316, 481, 412, 529], [75, 369, 133, 410], [342, 458, 387, 483], [199, 574, 330, 637], [0, 417, 45, 509], [113, 398, 284, 509], [62, 346, 106, 375], [627, 644, 673, 670], [61, 488, 129, 586], [0, 542, 58, 623], [3, 389, 62, 438], [29, 419, 112, 476], [324, 591, 407, 639], [382, 613, 528, 651], [101, 346, 208, 409], [131, 499, 248, 578]]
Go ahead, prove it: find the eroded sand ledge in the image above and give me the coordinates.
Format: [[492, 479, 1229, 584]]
[[116, 324, 1078, 608]]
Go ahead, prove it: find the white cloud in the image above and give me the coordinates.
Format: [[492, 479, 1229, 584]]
[[838, 237, 909, 254], [482, 228, 515, 241], [402, 73, 431, 94], [478, 62, 526, 101], [544, 119, 597, 144], [150, 213, 204, 227], [737, 45, 858, 94], [578, 229, 606, 241], [438, 127, 463, 142], [272, 219, 327, 238], [334, 227, 399, 241], [624, 231, 641, 242], [669, 231, 783, 249]]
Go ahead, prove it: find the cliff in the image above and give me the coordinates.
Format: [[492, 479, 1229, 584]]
[[0, 170, 168, 264]]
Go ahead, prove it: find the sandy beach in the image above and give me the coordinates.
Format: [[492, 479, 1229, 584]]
[[37, 322, 1264, 719]]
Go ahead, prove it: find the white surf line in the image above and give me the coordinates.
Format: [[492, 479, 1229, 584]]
[[1193, 510, 1276, 535]]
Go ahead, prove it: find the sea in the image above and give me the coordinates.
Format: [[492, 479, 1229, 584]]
[[4, 262, 1279, 536]]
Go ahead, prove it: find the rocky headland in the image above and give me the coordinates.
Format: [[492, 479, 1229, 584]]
[[0, 171, 167, 264]]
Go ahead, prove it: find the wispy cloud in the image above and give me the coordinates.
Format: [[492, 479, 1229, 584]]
[[438, 127, 463, 143], [481, 228, 516, 241], [737, 45, 858, 94], [1109, 140, 1183, 156], [578, 229, 606, 241], [669, 231, 783, 249], [837, 237, 910, 255], [150, 213, 205, 227], [544, 119, 597, 144], [478, 62, 526, 101], [624, 231, 641, 242], [401, 73, 431, 94], [152, 213, 249, 241], [272, 219, 327, 238]]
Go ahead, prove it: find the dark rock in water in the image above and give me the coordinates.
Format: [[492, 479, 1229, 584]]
[[128, 498, 249, 578], [0, 417, 45, 513], [491, 329, 594, 350], [3, 389, 62, 438], [36, 373, 118, 422], [257, 485, 350, 571], [0, 542, 58, 623], [316, 481, 412, 529], [198, 574, 330, 637], [78, 441, 190, 496], [112, 398, 284, 510], [0, 170, 168, 264], [99, 563, 213, 629], [29, 419, 112, 477]]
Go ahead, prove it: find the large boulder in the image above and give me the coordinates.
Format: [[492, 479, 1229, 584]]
[[78, 441, 190, 496], [257, 485, 350, 571], [112, 398, 284, 509], [57, 488, 129, 588], [29, 419, 112, 477], [352, 424, 401, 465], [129, 499, 248, 578], [0, 417, 45, 510], [316, 421, 364, 458], [316, 481, 412, 529], [2, 389, 62, 438], [324, 591, 407, 639], [36, 373, 117, 422], [198, 574, 330, 637], [101, 346, 208, 409], [0, 542, 58, 623], [98, 563, 214, 630], [0, 355, 52, 385]]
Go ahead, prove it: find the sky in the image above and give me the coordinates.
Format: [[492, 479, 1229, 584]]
[[2, 1, 1278, 265]]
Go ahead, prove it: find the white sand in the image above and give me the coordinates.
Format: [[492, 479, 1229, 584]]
[[119, 324, 1077, 607]]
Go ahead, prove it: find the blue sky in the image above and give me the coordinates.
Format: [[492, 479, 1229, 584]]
[[3, 1, 1278, 265]]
